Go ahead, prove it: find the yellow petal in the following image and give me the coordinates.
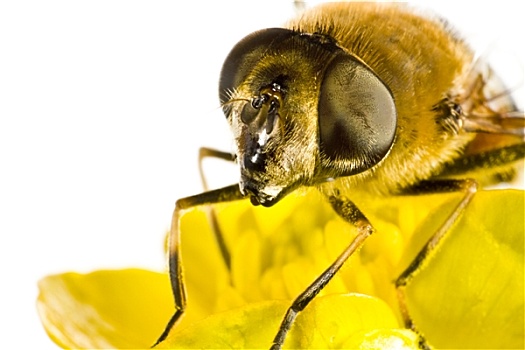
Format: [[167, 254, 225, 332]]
[[157, 293, 420, 349], [287, 293, 415, 349], [156, 299, 288, 349], [405, 190, 524, 348], [341, 329, 420, 350], [178, 207, 232, 319], [37, 268, 173, 349], [231, 229, 264, 302]]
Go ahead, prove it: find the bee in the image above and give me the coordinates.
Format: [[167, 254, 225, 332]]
[[156, 2, 524, 349]]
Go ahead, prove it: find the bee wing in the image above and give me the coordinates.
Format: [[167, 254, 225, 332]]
[[463, 112, 524, 136], [460, 58, 524, 137]]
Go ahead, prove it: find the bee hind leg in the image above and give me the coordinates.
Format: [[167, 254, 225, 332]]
[[395, 178, 478, 349]]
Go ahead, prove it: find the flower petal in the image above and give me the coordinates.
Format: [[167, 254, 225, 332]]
[[37, 268, 173, 349]]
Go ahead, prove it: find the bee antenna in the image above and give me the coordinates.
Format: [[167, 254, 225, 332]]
[[220, 98, 250, 109]]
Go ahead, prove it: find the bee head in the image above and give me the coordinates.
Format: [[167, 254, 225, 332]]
[[219, 28, 397, 206]]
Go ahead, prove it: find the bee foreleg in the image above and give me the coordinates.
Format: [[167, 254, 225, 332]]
[[270, 194, 374, 350], [395, 179, 478, 348], [153, 184, 245, 347], [198, 147, 236, 270], [198, 147, 235, 191]]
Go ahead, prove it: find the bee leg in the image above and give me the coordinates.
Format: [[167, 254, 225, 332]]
[[198, 147, 236, 270], [395, 179, 478, 349], [153, 184, 245, 347], [198, 147, 235, 191], [271, 193, 374, 350]]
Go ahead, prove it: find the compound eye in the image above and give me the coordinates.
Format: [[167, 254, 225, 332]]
[[219, 28, 295, 108], [318, 53, 396, 175]]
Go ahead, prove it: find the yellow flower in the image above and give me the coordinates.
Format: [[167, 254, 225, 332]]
[[37, 189, 524, 349]]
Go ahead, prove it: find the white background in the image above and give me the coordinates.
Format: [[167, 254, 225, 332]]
[[0, 1, 523, 348]]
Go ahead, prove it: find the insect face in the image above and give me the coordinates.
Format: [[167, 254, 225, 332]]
[[220, 29, 397, 206]]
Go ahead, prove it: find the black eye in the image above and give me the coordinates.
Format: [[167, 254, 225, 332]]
[[318, 53, 396, 176], [219, 28, 295, 111]]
